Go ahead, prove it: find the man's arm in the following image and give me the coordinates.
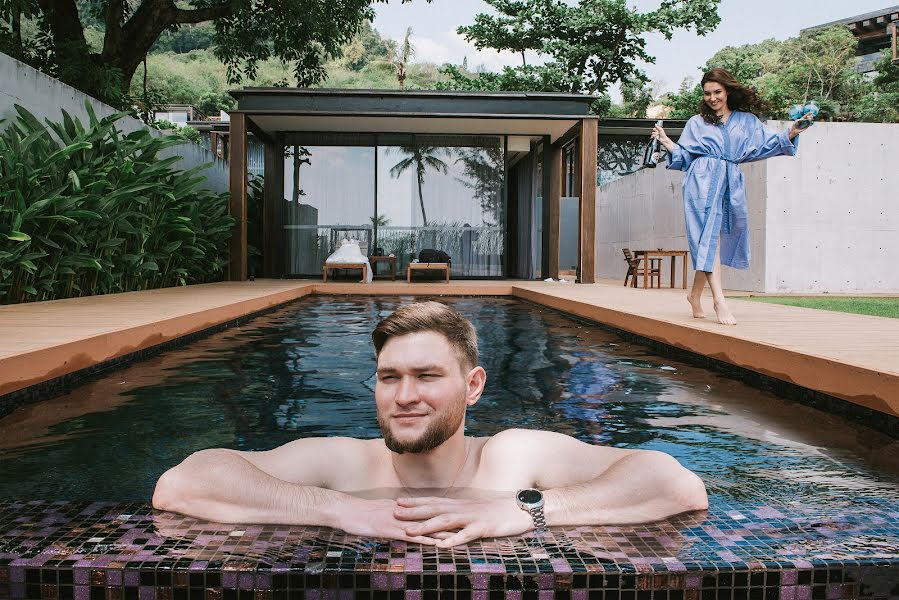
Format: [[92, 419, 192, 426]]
[[152, 438, 440, 543], [151, 445, 343, 525], [396, 429, 707, 546], [541, 447, 708, 526]]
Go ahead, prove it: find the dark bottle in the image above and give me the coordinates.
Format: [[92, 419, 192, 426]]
[[642, 120, 664, 168]]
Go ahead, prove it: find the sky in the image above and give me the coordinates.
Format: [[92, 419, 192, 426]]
[[371, 0, 892, 98]]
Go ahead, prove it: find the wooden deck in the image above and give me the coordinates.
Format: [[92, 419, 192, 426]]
[[1, 279, 897, 419]]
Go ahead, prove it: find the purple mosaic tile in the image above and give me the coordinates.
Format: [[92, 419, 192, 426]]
[[0, 501, 897, 600]]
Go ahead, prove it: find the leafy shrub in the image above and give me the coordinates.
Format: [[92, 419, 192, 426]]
[[0, 102, 234, 304]]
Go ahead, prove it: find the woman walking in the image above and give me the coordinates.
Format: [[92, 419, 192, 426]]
[[652, 68, 813, 325]]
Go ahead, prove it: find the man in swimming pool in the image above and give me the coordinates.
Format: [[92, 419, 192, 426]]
[[153, 301, 708, 547]]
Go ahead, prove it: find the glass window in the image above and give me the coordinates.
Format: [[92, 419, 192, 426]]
[[283, 146, 375, 275], [377, 135, 504, 277]]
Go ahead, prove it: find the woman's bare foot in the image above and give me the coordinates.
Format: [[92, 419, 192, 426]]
[[713, 300, 737, 325], [687, 294, 706, 319]]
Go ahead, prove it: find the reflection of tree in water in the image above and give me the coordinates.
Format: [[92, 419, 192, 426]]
[[454, 145, 504, 226], [598, 137, 647, 185]]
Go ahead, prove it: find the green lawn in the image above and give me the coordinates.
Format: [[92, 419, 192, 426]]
[[734, 296, 899, 319]]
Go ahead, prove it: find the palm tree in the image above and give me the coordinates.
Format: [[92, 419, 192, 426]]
[[383, 27, 415, 89], [389, 145, 449, 227]]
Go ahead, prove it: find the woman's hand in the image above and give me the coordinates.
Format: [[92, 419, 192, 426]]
[[652, 124, 676, 153], [789, 113, 814, 139]]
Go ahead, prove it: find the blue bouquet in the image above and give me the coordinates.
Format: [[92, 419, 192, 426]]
[[788, 101, 819, 129]]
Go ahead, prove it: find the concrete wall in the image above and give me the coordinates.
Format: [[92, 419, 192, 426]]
[[764, 120, 899, 293], [596, 120, 899, 293], [0, 53, 228, 193], [596, 154, 767, 291]]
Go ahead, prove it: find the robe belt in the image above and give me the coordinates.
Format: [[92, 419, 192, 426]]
[[697, 153, 737, 234]]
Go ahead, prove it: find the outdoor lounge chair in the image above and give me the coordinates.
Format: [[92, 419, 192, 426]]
[[622, 248, 660, 288]]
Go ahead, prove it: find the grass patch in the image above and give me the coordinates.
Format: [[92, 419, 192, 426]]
[[734, 296, 899, 319]]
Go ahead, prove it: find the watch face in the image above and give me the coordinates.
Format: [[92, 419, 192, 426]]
[[517, 489, 542, 505]]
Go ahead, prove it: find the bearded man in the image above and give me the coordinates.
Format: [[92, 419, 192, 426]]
[[153, 301, 708, 546]]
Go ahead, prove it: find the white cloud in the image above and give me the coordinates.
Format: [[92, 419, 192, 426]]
[[388, 29, 539, 73]]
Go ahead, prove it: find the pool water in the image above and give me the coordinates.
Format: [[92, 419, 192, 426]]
[[1, 295, 897, 515], [2, 296, 899, 600]]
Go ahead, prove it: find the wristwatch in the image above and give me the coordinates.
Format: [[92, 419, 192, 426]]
[[516, 488, 546, 534]]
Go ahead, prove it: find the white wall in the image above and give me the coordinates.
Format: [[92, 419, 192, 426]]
[[764, 120, 899, 293], [596, 120, 899, 293], [0, 52, 228, 193], [596, 156, 767, 291]]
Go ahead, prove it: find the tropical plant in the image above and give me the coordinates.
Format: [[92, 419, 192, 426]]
[[0, 102, 233, 304], [388, 145, 449, 226], [374, 26, 416, 89]]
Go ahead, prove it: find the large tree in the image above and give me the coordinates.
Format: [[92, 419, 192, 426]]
[[439, 0, 721, 98], [0, 0, 426, 105]]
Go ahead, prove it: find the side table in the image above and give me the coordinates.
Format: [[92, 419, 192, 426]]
[[369, 255, 397, 280]]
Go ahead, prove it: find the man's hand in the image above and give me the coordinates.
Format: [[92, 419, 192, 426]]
[[334, 497, 442, 544], [394, 497, 534, 547]]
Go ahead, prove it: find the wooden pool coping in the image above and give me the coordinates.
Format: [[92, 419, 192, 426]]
[[2, 279, 897, 420]]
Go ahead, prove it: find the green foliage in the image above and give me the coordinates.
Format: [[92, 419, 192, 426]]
[[0, 103, 234, 304], [444, 0, 721, 96], [3, 0, 430, 106], [663, 77, 704, 119], [662, 26, 898, 123], [153, 23, 217, 54]]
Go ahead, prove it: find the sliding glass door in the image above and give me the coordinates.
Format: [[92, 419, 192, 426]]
[[282, 135, 505, 278]]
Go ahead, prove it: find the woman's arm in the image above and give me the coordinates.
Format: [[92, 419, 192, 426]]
[[660, 119, 698, 171], [742, 113, 813, 163]]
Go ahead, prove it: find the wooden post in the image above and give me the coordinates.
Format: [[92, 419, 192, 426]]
[[547, 143, 563, 281], [229, 112, 248, 281], [577, 118, 597, 284], [262, 138, 284, 277], [892, 22, 898, 62]]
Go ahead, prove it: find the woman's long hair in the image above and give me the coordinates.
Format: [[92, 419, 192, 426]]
[[699, 68, 772, 124]]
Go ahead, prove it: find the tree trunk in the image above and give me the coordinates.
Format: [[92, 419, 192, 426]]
[[12, 7, 22, 53], [417, 175, 428, 227]]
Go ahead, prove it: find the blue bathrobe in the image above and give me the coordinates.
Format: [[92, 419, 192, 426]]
[[667, 112, 799, 272]]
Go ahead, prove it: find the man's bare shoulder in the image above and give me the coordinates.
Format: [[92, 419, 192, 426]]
[[231, 436, 387, 488], [476, 429, 637, 489]]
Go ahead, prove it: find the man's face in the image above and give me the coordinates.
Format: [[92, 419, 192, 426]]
[[375, 331, 481, 454]]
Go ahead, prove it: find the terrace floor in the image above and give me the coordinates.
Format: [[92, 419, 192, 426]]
[[1, 279, 897, 421]]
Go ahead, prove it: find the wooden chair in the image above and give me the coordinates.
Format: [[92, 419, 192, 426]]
[[622, 248, 661, 288]]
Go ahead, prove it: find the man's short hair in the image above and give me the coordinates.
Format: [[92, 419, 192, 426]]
[[372, 301, 479, 371]]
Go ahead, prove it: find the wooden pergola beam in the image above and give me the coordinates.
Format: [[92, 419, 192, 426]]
[[228, 112, 248, 281]]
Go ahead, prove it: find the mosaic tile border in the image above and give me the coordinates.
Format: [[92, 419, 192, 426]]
[[2, 564, 898, 600], [2, 501, 898, 600], [520, 299, 899, 439]]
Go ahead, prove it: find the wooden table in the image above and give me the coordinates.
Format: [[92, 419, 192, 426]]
[[634, 250, 689, 289], [322, 263, 368, 283], [407, 262, 450, 283], [369, 255, 397, 280]]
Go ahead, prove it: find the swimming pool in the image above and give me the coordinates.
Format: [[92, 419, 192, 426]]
[[1, 296, 897, 598]]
